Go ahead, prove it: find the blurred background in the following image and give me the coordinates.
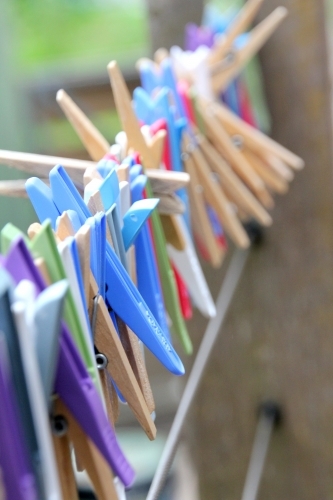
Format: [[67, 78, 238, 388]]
[[0, 0, 333, 498]]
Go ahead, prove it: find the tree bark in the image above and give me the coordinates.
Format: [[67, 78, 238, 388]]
[[145, 0, 204, 52]]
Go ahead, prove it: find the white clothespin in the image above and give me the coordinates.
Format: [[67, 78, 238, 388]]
[[12, 280, 63, 500], [170, 45, 214, 100], [167, 215, 216, 318]]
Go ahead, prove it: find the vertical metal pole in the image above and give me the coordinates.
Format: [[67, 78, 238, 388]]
[[241, 403, 281, 500], [146, 249, 249, 500]]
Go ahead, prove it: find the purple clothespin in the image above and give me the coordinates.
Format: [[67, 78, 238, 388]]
[[0, 333, 38, 500], [185, 23, 215, 51]]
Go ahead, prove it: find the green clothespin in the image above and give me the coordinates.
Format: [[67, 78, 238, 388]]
[[146, 181, 193, 355]]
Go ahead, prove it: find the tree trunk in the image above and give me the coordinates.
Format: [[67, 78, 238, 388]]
[[188, 1, 333, 498], [145, 0, 204, 52]]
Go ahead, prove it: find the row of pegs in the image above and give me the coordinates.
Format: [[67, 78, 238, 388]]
[[0, 0, 304, 499]]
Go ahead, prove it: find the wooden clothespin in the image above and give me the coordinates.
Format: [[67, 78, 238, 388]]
[[208, 0, 266, 66], [210, 7, 288, 94], [57, 90, 110, 161], [146, 170, 190, 194], [53, 398, 119, 500], [192, 127, 272, 226], [107, 61, 166, 170], [208, 100, 304, 171], [182, 132, 250, 249], [0, 179, 30, 197], [196, 96, 274, 208], [0, 149, 94, 186], [181, 140, 224, 267]]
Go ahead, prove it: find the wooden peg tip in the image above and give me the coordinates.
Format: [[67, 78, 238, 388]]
[[56, 89, 65, 103]]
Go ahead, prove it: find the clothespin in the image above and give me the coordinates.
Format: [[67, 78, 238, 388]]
[[208, 0, 265, 66], [210, 7, 288, 95], [11, 279, 63, 500], [130, 168, 171, 339], [180, 139, 225, 267], [55, 211, 120, 428], [191, 126, 273, 226], [53, 397, 119, 500], [34, 280, 68, 408], [0, 148, 94, 187], [185, 23, 215, 51], [0, 268, 44, 499], [182, 131, 250, 248], [57, 90, 110, 161], [204, 99, 304, 171], [195, 95, 274, 208], [0, 331, 39, 500], [166, 213, 216, 317], [56, 166, 156, 423]]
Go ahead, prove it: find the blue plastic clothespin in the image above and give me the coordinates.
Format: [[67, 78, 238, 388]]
[[134, 86, 191, 228], [94, 170, 127, 268], [134, 87, 187, 173], [130, 169, 171, 341], [138, 58, 187, 120], [85, 214, 107, 300], [25, 177, 60, 230], [122, 199, 159, 251]]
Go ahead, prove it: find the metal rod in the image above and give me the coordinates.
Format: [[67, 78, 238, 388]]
[[146, 248, 249, 500], [241, 403, 280, 500]]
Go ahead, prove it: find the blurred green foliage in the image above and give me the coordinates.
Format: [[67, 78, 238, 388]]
[[13, 0, 149, 72]]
